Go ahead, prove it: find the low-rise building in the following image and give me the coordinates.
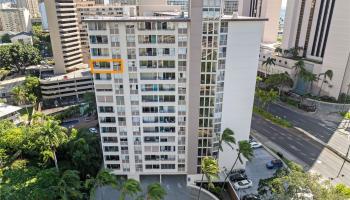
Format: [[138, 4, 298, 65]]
[[10, 31, 33, 44], [40, 67, 94, 108], [0, 103, 21, 124]]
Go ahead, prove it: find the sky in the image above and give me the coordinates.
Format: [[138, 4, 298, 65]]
[[281, 0, 288, 9]]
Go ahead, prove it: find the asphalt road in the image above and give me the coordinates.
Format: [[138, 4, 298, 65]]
[[267, 103, 339, 143], [251, 114, 323, 166], [251, 114, 350, 185]]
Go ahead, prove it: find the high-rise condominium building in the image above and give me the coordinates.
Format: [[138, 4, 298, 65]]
[[85, 0, 264, 180], [76, 0, 137, 64], [239, 0, 282, 43], [261, 0, 350, 99], [0, 7, 31, 32], [44, 0, 85, 74], [38, 2, 48, 30], [16, 0, 40, 18]]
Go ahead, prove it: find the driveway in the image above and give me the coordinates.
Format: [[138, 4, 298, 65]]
[[95, 175, 215, 200], [232, 148, 277, 199]]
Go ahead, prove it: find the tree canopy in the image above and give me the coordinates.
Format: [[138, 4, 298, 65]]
[[258, 163, 350, 200], [0, 43, 42, 73]]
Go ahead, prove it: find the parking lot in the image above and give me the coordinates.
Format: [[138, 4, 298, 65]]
[[232, 147, 278, 199]]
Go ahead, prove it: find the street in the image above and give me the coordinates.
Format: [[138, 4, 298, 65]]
[[251, 113, 350, 185]]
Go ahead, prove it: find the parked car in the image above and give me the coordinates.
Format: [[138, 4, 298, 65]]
[[89, 127, 98, 133], [229, 173, 248, 182], [249, 135, 255, 142], [266, 159, 283, 169], [242, 194, 261, 200], [250, 141, 262, 149], [234, 179, 253, 190], [230, 168, 246, 175]]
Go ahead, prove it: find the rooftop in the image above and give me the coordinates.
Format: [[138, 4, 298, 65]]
[[0, 103, 21, 118], [40, 67, 92, 83], [83, 15, 189, 22]]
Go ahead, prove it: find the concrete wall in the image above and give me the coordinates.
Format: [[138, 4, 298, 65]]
[[218, 20, 264, 170]]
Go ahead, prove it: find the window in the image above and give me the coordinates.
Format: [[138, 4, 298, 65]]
[[91, 48, 109, 57], [102, 127, 117, 133], [157, 35, 175, 44], [88, 22, 106, 30], [106, 164, 120, 169], [103, 137, 118, 143], [145, 164, 160, 169], [138, 35, 157, 44], [94, 61, 110, 69], [161, 164, 175, 169], [90, 35, 108, 44], [104, 146, 119, 152], [116, 96, 125, 105], [105, 155, 119, 161]]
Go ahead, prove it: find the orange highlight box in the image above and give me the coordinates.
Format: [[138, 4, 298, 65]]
[[89, 58, 124, 74]]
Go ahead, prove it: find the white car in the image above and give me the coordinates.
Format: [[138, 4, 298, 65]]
[[250, 141, 262, 149], [89, 128, 98, 133], [234, 179, 253, 190]]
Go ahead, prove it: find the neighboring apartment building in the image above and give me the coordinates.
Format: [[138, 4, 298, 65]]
[[260, 0, 350, 99], [0, 7, 31, 32], [38, 1, 48, 30], [16, 0, 40, 18], [44, 0, 85, 74], [76, 0, 137, 63], [85, 0, 264, 181], [239, 0, 281, 43]]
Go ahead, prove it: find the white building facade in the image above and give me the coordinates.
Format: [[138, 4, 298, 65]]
[[0, 8, 31, 32], [85, 0, 264, 181]]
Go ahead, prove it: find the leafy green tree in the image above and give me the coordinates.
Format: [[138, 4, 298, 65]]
[[83, 92, 96, 115], [119, 179, 142, 200], [85, 169, 119, 200], [220, 141, 253, 194], [262, 57, 276, 77], [60, 129, 102, 178], [0, 43, 42, 73], [1, 33, 11, 43], [146, 183, 167, 200], [265, 72, 294, 95], [258, 164, 350, 200], [12, 86, 29, 113], [32, 24, 52, 57], [318, 69, 333, 97], [197, 156, 219, 200], [57, 170, 83, 200], [255, 89, 279, 111]]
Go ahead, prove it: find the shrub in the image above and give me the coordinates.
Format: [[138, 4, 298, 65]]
[[253, 107, 292, 128]]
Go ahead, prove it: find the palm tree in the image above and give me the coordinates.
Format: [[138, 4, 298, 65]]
[[39, 119, 68, 171], [262, 57, 276, 77], [11, 86, 29, 115], [85, 169, 119, 200], [317, 70, 333, 97], [274, 47, 282, 56], [57, 170, 83, 200], [146, 183, 167, 200], [218, 128, 236, 153], [220, 141, 254, 193], [292, 60, 305, 78], [119, 179, 142, 200], [197, 156, 219, 200]]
